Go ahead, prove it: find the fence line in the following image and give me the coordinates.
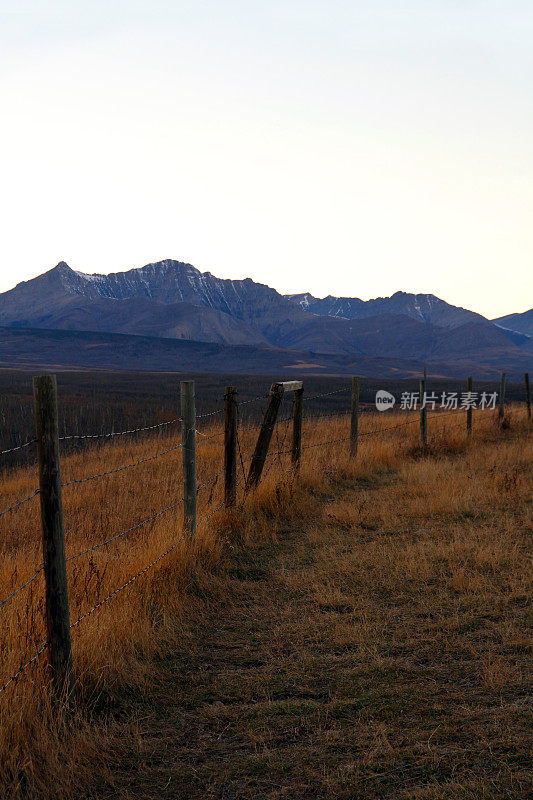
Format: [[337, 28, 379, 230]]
[[0, 400, 521, 521], [0, 372, 529, 699]]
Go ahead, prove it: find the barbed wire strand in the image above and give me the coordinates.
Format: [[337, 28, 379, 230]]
[[0, 641, 48, 696], [0, 489, 40, 520], [303, 386, 350, 402], [59, 417, 181, 442], [195, 430, 225, 442], [0, 439, 37, 457], [65, 498, 185, 563], [0, 565, 44, 610], [61, 443, 183, 489]]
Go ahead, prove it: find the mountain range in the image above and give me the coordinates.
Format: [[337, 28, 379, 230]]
[[0, 259, 531, 377]]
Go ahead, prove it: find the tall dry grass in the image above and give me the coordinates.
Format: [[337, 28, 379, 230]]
[[0, 401, 529, 797]]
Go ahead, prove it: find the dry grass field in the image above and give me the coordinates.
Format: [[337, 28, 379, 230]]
[[0, 402, 531, 799]]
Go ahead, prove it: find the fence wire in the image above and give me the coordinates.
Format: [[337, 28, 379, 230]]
[[195, 429, 225, 442], [0, 488, 40, 520], [302, 386, 350, 402], [0, 640, 48, 696], [58, 417, 181, 442], [61, 443, 183, 489], [0, 439, 37, 457], [0, 565, 44, 611], [65, 497, 186, 563]]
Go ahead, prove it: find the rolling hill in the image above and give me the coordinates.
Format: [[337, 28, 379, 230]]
[[0, 326, 526, 379]]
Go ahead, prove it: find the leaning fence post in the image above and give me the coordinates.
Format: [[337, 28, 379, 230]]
[[33, 374, 72, 698], [419, 377, 427, 446], [466, 376, 473, 437], [224, 386, 238, 507], [350, 376, 360, 458], [525, 373, 531, 421], [246, 383, 284, 489], [292, 386, 304, 467], [180, 380, 196, 536], [499, 372, 506, 420]]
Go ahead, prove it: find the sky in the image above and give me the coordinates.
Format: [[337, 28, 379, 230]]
[[0, 1, 532, 319]]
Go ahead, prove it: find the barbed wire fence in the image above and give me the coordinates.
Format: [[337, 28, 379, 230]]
[[0, 371, 530, 699]]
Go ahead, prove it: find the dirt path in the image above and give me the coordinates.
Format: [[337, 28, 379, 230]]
[[90, 467, 531, 800]]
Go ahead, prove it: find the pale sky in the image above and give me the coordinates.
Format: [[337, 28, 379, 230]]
[[0, 0, 532, 318]]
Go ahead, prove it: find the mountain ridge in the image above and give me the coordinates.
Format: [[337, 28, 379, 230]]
[[0, 259, 531, 374], [284, 289, 489, 329]]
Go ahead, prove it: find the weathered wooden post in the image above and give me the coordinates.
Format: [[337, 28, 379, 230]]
[[419, 377, 427, 446], [33, 374, 72, 697], [525, 373, 531, 421], [499, 372, 506, 420], [246, 383, 285, 490], [466, 375, 473, 437], [180, 380, 196, 536], [224, 386, 238, 507], [350, 376, 360, 458], [291, 385, 304, 467]]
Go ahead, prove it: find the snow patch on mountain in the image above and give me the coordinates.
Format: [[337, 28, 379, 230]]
[[74, 271, 107, 284]]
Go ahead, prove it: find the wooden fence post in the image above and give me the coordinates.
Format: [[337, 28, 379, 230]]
[[499, 372, 506, 420], [525, 373, 531, 421], [33, 375, 72, 697], [419, 377, 427, 446], [292, 386, 304, 466], [180, 380, 196, 536], [246, 383, 284, 489], [466, 375, 473, 437], [350, 376, 359, 458], [224, 386, 238, 507]]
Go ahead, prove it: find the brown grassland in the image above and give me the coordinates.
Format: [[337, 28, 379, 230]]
[[0, 403, 531, 799]]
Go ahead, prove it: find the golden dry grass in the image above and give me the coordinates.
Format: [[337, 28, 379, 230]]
[[0, 403, 530, 798]]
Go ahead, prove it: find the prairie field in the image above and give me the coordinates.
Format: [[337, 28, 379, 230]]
[[0, 399, 531, 799]]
